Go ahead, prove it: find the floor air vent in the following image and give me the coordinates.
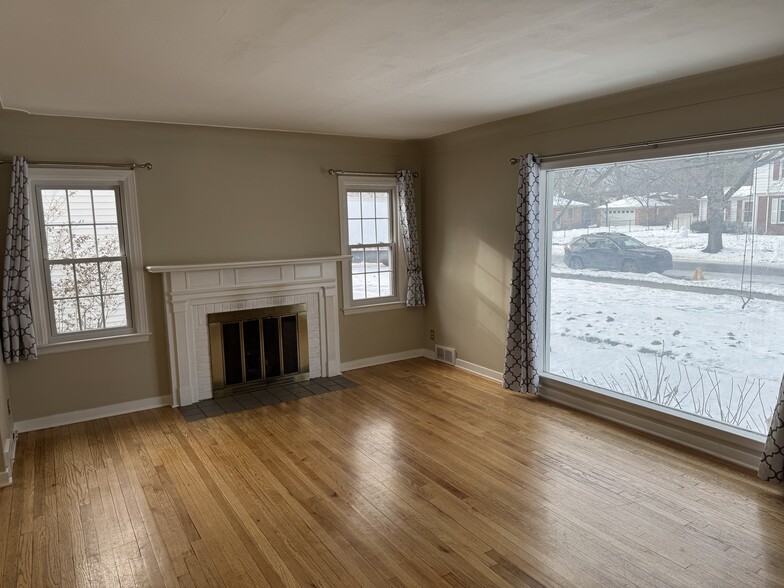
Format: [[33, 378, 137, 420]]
[[435, 344, 456, 365]]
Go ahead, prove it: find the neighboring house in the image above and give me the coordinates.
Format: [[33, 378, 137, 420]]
[[597, 196, 674, 227], [697, 157, 784, 234], [552, 197, 591, 230], [697, 186, 754, 228]]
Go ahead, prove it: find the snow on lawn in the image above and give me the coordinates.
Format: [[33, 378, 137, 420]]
[[549, 276, 783, 435], [551, 225, 784, 266]]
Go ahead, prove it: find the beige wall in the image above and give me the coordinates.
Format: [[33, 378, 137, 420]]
[[421, 56, 784, 374], [0, 110, 423, 421]]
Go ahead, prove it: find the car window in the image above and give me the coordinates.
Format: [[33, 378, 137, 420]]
[[596, 239, 618, 250], [570, 237, 588, 250], [617, 236, 646, 249]]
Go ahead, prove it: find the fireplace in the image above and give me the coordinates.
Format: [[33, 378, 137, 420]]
[[208, 304, 309, 395], [147, 256, 346, 407]]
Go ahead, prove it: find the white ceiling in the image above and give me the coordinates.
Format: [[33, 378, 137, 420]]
[[1, 1, 783, 139]]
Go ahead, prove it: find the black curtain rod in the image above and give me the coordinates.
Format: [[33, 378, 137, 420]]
[[509, 122, 784, 166], [0, 159, 152, 170], [328, 168, 419, 178]]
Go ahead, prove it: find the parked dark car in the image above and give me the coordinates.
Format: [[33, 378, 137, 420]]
[[563, 233, 673, 273]]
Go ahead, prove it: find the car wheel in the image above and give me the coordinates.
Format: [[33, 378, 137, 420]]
[[621, 259, 638, 273], [568, 256, 584, 270]]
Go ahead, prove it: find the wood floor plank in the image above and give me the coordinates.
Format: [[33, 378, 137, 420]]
[[3, 359, 784, 587], [16, 531, 33, 588], [161, 421, 280, 587], [238, 413, 452, 587], [187, 424, 345, 587], [223, 415, 411, 585], [0, 451, 13, 582]]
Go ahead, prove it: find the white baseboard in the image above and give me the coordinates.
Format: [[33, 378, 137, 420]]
[[455, 358, 503, 383], [0, 431, 18, 487], [424, 349, 504, 383], [15, 395, 170, 433], [341, 348, 427, 372]]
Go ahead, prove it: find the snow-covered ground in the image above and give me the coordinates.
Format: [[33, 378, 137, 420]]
[[551, 225, 784, 266], [549, 276, 782, 435]]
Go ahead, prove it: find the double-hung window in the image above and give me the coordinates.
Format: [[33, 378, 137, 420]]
[[28, 169, 149, 351], [742, 200, 753, 223], [338, 176, 405, 313]]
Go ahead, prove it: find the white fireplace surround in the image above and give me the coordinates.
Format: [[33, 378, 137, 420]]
[[147, 256, 347, 406]]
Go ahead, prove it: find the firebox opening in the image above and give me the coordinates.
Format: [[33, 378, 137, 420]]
[[208, 304, 309, 397]]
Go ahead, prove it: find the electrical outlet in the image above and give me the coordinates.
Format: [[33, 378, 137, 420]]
[[429, 329, 435, 340]]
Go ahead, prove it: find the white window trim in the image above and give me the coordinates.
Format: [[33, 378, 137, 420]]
[[772, 197, 784, 224], [337, 175, 406, 315], [27, 168, 149, 353]]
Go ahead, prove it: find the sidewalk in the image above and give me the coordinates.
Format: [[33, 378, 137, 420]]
[[671, 259, 784, 277]]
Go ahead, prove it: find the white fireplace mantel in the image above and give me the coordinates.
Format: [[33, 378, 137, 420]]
[[148, 255, 348, 406]]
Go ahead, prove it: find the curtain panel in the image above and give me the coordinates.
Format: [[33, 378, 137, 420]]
[[396, 170, 426, 307], [503, 154, 541, 394], [759, 375, 784, 483], [2, 156, 38, 363]]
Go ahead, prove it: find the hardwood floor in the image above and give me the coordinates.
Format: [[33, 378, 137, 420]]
[[1, 358, 782, 587]]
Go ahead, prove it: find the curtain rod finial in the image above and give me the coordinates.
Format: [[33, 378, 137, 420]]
[[132, 162, 153, 170], [328, 169, 339, 176], [509, 158, 520, 166]]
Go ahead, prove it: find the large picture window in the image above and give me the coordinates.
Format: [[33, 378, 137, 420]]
[[544, 142, 784, 436]]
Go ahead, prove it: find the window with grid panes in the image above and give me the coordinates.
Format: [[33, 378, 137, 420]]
[[27, 168, 149, 351], [347, 189, 394, 300], [38, 186, 130, 334], [338, 175, 405, 312]]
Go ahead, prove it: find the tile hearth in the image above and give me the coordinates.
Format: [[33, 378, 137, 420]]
[[177, 376, 358, 421]]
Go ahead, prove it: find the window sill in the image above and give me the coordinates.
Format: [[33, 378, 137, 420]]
[[342, 301, 407, 315], [37, 332, 151, 356], [540, 373, 765, 469]]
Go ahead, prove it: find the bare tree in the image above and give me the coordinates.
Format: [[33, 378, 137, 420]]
[[550, 146, 783, 247], [617, 162, 676, 227], [698, 150, 781, 253], [551, 166, 614, 226], [644, 149, 782, 251]]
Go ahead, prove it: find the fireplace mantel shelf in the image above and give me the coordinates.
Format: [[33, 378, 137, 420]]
[[151, 255, 345, 406], [146, 255, 350, 274]]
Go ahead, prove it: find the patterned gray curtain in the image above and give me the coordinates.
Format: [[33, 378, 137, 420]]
[[759, 375, 784, 483], [396, 170, 426, 307], [2, 156, 37, 363], [503, 154, 541, 394]]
